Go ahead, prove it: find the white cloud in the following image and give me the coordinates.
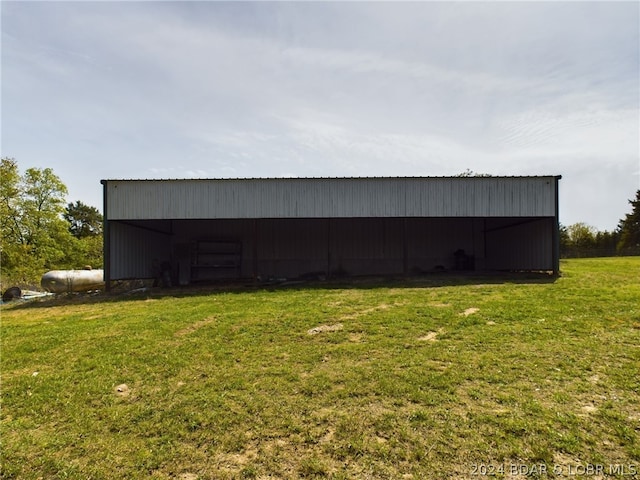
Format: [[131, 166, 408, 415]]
[[1, 1, 638, 231]]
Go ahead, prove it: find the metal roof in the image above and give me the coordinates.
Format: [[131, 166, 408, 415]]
[[102, 175, 562, 183], [102, 175, 561, 220]]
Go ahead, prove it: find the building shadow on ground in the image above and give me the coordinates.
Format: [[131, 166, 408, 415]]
[[3, 269, 559, 310]]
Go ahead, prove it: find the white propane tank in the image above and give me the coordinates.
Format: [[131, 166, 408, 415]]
[[41, 269, 105, 294]]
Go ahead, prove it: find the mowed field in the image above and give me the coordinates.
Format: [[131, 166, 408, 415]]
[[1, 258, 639, 479]]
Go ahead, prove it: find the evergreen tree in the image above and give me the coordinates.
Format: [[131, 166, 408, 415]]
[[617, 190, 640, 253]]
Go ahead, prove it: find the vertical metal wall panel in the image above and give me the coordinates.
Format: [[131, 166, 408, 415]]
[[256, 219, 327, 278], [104, 176, 558, 220], [109, 222, 172, 279], [472, 218, 487, 270], [405, 218, 479, 271], [484, 218, 553, 270], [327, 218, 405, 275]]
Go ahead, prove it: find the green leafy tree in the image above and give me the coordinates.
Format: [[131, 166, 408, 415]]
[[0, 158, 24, 277], [0, 159, 43, 282], [19, 167, 71, 267], [566, 222, 596, 248], [560, 222, 598, 258], [64, 201, 103, 238], [0, 158, 102, 289], [617, 190, 640, 253]]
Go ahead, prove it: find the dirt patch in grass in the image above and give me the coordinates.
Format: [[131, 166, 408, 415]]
[[308, 323, 344, 335], [217, 447, 258, 470], [461, 307, 480, 316], [348, 332, 364, 342], [177, 474, 198, 480], [418, 331, 440, 342], [114, 384, 130, 397], [581, 403, 598, 414]]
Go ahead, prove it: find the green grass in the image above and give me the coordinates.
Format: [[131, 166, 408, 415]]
[[1, 258, 639, 479]]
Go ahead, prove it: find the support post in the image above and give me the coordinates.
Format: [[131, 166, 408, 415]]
[[326, 218, 331, 280], [553, 175, 562, 276], [403, 218, 408, 276], [253, 219, 259, 281], [100, 180, 111, 292]]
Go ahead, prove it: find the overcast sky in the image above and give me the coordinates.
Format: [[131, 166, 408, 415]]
[[2, 1, 638, 231]]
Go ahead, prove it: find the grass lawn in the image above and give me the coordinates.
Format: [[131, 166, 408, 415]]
[[1, 257, 639, 479]]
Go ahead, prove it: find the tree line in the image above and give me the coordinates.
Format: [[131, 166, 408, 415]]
[[1, 158, 103, 290], [561, 191, 640, 258]]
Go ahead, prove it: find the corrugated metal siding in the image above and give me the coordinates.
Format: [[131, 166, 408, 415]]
[[328, 218, 404, 275], [256, 219, 327, 278], [406, 218, 480, 271], [109, 222, 172, 279], [104, 177, 557, 220], [484, 218, 553, 270]]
